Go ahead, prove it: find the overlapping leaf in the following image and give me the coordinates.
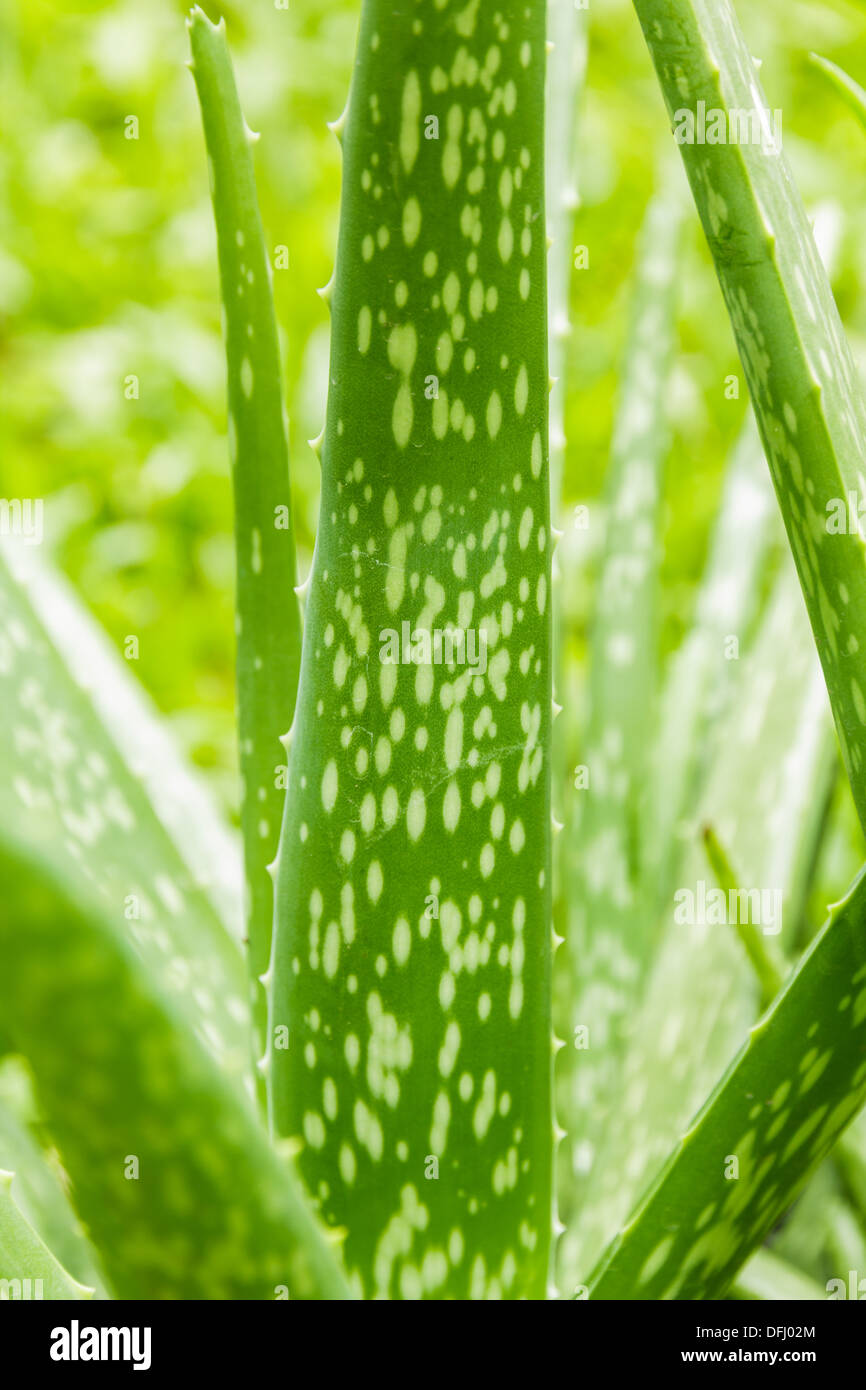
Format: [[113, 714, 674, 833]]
[[588, 864, 866, 1298], [0, 544, 347, 1298]]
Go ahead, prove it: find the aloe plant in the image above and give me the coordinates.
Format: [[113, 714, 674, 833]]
[[4, 0, 866, 1306]]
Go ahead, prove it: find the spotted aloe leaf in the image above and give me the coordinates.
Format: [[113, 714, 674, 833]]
[[555, 188, 680, 1250], [810, 54, 866, 134], [189, 7, 302, 1068], [587, 864, 866, 1299], [561, 565, 836, 1288], [0, 1171, 92, 1301], [5, 544, 244, 942], [632, 0, 866, 836], [0, 547, 347, 1299], [268, 0, 552, 1299]]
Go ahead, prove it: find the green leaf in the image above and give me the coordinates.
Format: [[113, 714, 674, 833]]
[[268, 0, 553, 1299], [643, 418, 779, 905], [810, 54, 866, 134], [555, 188, 681, 1247], [587, 864, 866, 1299], [0, 1059, 105, 1293], [559, 565, 836, 1289], [0, 1171, 93, 1301], [0, 547, 348, 1299], [731, 1248, 825, 1302], [188, 6, 303, 1067], [5, 544, 244, 945], [632, 0, 866, 836]]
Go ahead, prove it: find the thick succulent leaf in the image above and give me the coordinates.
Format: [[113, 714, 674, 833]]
[[0, 547, 348, 1298], [5, 545, 243, 944], [559, 566, 836, 1289], [0, 841, 349, 1299], [810, 54, 866, 133], [643, 418, 779, 905], [555, 189, 680, 1233], [587, 864, 866, 1299], [269, 0, 553, 1299], [189, 7, 302, 1062], [0, 545, 250, 1077], [632, 0, 866, 835], [0, 1171, 92, 1301]]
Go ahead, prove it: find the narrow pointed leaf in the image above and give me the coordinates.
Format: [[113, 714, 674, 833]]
[[587, 864, 866, 1299], [189, 6, 302, 1060], [632, 0, 866, 836], [810, 54, 866, 134]]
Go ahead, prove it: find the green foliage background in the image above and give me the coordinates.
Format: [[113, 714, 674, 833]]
[[0, 0, 863, 867]]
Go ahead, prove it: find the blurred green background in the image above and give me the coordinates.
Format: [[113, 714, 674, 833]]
[[1, 0, 865, 835]]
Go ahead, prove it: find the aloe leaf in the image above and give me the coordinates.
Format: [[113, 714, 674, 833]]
[[732, 1248, 825, 1302], [643, 418, 779, 904], [0, 545, 250, 1077], [0, 1172, 92, 1301], [0, 1060, 105, 1293], [268, 0, 552, 1299], [5, 544, 244, 944], [0, 842, 349, 1299], [633, 0, 866, 836], [555, 189, 680, 1240], [559, 565, 836, 1288], [587, 864, 866, 1299], [0, 548, 348, 1298], [189, 6, 302, 1062], [810, 53, 866, 133]]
